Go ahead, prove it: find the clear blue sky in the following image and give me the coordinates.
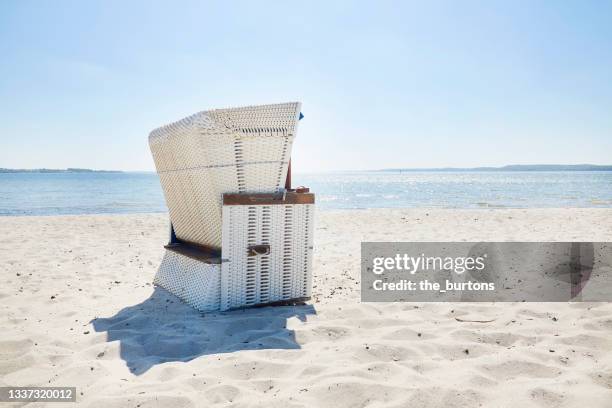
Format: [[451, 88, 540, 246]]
[[1, 1, 611, 172]]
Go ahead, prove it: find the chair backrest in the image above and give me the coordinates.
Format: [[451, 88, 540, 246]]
[[149, 102, 302, 248]]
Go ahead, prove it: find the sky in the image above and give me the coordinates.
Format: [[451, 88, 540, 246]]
[[1, 1, 611, 172]]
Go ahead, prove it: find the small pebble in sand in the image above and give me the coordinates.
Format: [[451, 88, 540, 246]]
[[84, 331, 90, 335]]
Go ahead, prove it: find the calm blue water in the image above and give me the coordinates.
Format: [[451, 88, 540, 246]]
[[0, 172, 165, 216], [0, 171, 611, 216]]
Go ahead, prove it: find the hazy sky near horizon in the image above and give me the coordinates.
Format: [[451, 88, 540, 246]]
[[1, 1, 611, 172]]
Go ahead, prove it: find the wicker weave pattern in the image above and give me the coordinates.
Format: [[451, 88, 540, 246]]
[[154, 250, 221, 311], [152, 203, 314, 312], [149, 102, 301, 248], [220, 203, 314, 310]]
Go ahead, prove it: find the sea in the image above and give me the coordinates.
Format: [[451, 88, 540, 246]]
[[0, 171, 611, 216]]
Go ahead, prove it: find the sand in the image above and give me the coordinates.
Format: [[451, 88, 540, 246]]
[[1, 208, 612, 407]]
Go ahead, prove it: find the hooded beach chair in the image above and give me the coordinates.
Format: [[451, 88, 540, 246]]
[[148, 102, 314, 311]]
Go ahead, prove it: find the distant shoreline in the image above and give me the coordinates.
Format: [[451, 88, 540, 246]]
[[0, 168, 123, 174], [2, 164, 612, 174], [379, 164, 612, 172]]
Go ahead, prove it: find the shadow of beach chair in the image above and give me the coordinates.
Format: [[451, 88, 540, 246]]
[[92, 288, 316, 374]]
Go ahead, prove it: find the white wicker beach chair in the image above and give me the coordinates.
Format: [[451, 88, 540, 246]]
[[149, 102, 314, 311]]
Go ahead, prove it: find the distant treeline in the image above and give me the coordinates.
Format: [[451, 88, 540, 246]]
[[381, 164, 612, 172], [0, 168, 122, 173]]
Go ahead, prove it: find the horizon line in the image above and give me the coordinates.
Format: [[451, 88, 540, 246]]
[[2, 163, 612, 174]]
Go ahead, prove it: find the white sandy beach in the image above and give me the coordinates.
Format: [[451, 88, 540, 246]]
[[1, 208, 612, 407]]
